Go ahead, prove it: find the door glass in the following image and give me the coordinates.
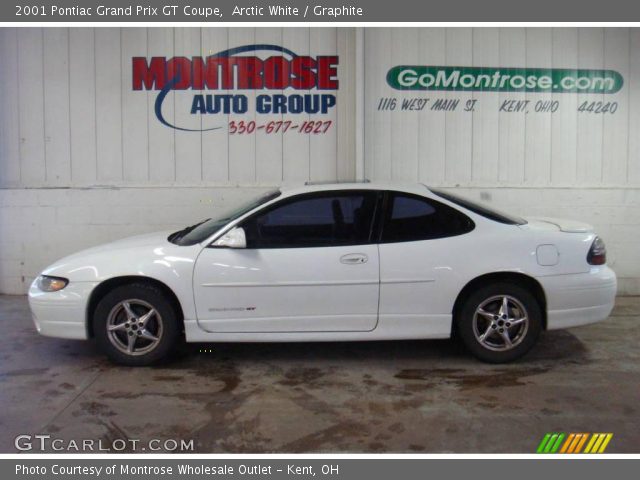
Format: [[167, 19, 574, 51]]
[[241, 191, 378, 248]]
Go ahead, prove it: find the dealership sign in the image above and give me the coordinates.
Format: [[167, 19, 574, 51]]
[[132, 44, 338, 131], [387, 66, 623, 94]]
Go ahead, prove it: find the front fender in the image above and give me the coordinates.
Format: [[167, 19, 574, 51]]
[[40, 243, 203, 321]]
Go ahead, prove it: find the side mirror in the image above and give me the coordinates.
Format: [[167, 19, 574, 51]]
[[212, 227, 247, 249]]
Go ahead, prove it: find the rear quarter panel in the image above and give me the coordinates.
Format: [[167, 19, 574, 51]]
[[403, 219, 596, 317]]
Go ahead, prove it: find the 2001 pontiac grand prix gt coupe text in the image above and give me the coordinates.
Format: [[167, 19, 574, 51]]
[[28, 183, 617, 365]]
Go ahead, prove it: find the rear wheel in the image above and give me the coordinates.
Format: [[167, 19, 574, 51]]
[[457, 282, 542, 363], [93, 283, 180, 366]]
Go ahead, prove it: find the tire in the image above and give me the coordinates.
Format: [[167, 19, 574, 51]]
[[456, 282, 542, 363], [93, 283, 180, 366]]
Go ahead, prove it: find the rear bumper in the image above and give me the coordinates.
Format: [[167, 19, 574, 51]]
[[539, 266, 617, 330], [28, 280, 98, 340]]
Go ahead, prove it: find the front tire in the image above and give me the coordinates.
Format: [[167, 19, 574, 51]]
[[93, 283, 180, 366], [456, 282, 542, 363]]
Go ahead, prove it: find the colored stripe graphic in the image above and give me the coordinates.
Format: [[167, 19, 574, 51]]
[[574, 433, 590, 453], [559, 433, 575, 453], [537, 433, 613, 453], [598, 433, 614, 453], [537, 433, 565, 453], [584, 433, 613, 453], [560, 433, 588, 453], [537, 433, 552, 453], [549, 433, 565, 453]]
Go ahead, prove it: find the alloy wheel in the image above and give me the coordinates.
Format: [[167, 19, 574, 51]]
[[472, 295, 529, 352], [106, 299, 164, 356]]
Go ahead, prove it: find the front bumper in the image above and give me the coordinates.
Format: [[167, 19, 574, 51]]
[[539, 266, 617, 330], [28, 280, 99, 340]]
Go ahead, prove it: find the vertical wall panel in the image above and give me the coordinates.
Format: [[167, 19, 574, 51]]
[[497, 28, 526, 184], [603, 28, 630, 185], [629, 30, 640, 185], [524, 27, 553, 186], [336, 28, 356, 181], [364, 28, 392, 181], [576, 28, 605, 185], [416, 28, 446, 185], [200, 28, 229, 184], [43, 29, 71, 186], [254, 28, 284, 184], [95, 28, 123, 182], [0, 28, 20, 187], [226, 28, 256, 184], [309, 28, 338, 182], [147, 28, 175, 184], [174, 28, 202, 183], [444, 28, 473, 184], [388, 28, 420, 181], [121, 28, 149, 183], [471, 28, 500, 185], [550, 28, 578, 185], [282, 28, 311, 183], [69, 28, 97, 185], [17, 29, 45, 185]]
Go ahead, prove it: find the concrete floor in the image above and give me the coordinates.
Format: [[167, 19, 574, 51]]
[[0, 295, 638, 454]]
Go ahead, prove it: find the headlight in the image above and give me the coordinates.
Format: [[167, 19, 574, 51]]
[[36, 275, 69, 292]]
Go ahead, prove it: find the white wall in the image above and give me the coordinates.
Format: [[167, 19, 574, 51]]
[[364, 27, 639, 188], [1, 27, 639, 295], [0, 27, 355, 188]]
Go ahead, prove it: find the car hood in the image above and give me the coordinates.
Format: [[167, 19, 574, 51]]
[[522, 217, 594, 233], [39, 230, 198, 281], [58, 230, 175, 261]]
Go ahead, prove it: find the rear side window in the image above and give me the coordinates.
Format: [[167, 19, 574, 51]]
[[381, 192, 474, 243], [241, 191, 378, 248], [430, 188, 526, 225]]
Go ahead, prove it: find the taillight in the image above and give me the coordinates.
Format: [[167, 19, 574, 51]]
[[587, 236, 607, 265]]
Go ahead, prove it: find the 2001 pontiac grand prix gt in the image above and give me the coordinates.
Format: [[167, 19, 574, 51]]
[[28, 183, 617, 366]]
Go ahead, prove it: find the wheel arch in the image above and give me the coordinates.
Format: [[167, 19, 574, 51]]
[[86, 275, 185, 338], [452, 271, 547, 330]]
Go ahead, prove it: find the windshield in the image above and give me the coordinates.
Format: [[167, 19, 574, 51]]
[[430, 188, 527, 225], [169, 190, 281, 246]]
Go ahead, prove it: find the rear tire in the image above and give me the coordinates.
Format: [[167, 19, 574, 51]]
[[456, 282, 542, 363], [93, 283, 180, 366]]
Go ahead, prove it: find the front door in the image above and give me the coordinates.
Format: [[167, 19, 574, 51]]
[[193, 190, 381, 333]]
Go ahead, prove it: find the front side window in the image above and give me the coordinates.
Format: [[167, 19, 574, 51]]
[[241, 191, 378, 248], [381, 192, 474, 243], [169, 190, 281, 246]]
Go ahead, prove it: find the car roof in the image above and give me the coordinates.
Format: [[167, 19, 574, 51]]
[[278, 182, 431, 197]]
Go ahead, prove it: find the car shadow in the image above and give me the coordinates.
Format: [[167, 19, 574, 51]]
[[169, 328, 591, 370], [11, 325, 591, 375]]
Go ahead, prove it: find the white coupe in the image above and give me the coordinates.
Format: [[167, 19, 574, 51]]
[[29, 183, 617, 365]]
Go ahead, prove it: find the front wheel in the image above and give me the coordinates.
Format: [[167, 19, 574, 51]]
[[456, 283, 542, 363], [93, 283, 180, 366]]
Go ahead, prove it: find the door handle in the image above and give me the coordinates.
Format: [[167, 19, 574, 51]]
[[340, 253, 368, 265]]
